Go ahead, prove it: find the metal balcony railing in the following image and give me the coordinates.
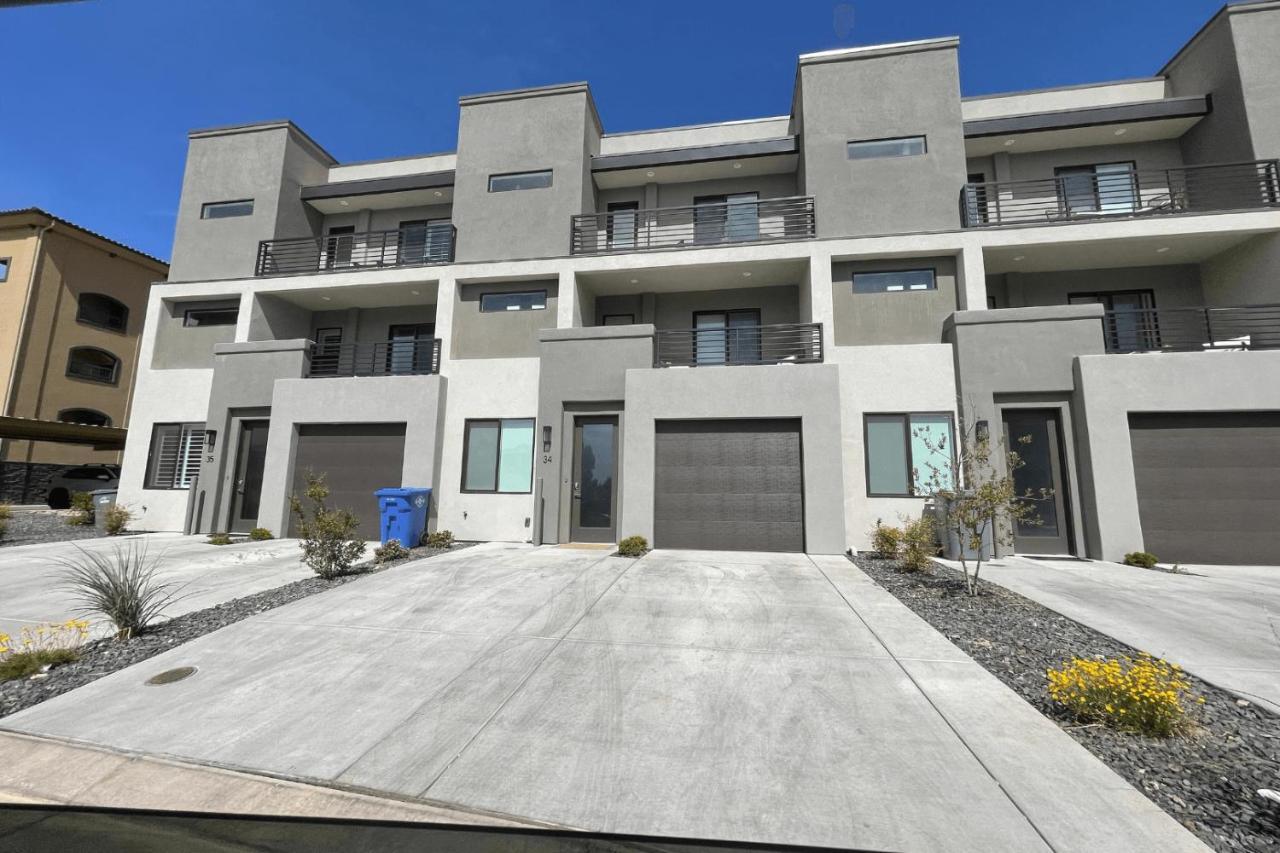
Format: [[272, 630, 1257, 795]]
[[571, 196, 816, 254], [307, 338, 441, 378], [1102, 305, 1280, 353], [256, 224, 456, 276], [653, 322, 824, 367], [962, 160, 1280, 227]]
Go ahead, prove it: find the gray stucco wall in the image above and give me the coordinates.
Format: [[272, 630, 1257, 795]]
[[1003, 140, 1185, 182], [1201, 230, 1280, 306], [797, 42, 966, 237], [1164, 11, 1255, 165], [535, 324, 655, 544], [169, 125, 331, 283], [1232, 5, 1280, 161], [151, 298, 240, 369], [451, 280, 558, 359], [193, 339, 310, 533], [592, 286, 798, 329], [620, 364, 847, 554], [256, 374, 448, 538], [996, 265, 1205, 310], [831, 256, 957, 345], [596, 174, 800, 213], [451, 87, 599, 262], [1072, 350, 1280, 561], [249, 294, 312, 341]]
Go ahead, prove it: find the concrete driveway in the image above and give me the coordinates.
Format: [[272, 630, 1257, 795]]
[[2, 544, 1205, 851], [980, 557, 1280, 713], [0, 533, 313, 641]]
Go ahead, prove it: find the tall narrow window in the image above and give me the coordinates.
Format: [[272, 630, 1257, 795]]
[[865, 413, 955, 496], [607, 202, 639, 250], [145, 423, 205, 489], [462, 418, 535, 493], [324, 226, 355, 269], [0, 258, 10, 281]]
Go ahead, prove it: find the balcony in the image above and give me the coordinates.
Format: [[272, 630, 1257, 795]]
[[653, 322, 823, 367], [962, 160, 1280, 228], [1102, 305, 1280, 353], [306, 338, 441, 378], [571, 197, 816, 255], [256, 223, 456, 277]]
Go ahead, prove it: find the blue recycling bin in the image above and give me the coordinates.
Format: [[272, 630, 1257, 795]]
[[374, 487, 431, 548]]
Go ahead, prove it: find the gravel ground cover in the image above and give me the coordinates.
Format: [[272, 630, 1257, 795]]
[[1, 510, 107, 548], [853, 552, 1280, 852], [0, 542, 473, 718]]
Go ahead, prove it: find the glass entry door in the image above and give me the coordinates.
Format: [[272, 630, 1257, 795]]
[[570, 415, 618, 543], [386, 323, 434, 374], [229, 420, 270, 534], [1002, 409, 1072, 555], [693, 310, 761, 365]]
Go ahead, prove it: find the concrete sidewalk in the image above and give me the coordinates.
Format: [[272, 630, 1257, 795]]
[[977, 556, 1280, 713], [0, 533, 313, 640], [2, 544, 1208, 851]]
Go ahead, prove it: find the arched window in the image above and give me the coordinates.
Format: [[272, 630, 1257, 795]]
[[77, 293, 130, 332], [57, 408, 112, 427], [66, 347, 120, 384]]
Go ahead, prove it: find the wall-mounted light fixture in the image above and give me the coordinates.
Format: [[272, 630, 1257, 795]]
[[542, 425, 553, 453], [204, 429, 217, 450]]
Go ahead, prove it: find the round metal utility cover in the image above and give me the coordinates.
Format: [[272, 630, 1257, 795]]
[[145, 666, 197, 686]]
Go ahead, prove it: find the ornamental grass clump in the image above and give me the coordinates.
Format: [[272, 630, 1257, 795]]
[[1047, 653, 1201, 737], [57, 542, 183, 640]]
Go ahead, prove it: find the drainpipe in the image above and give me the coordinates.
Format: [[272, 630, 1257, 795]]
[[1, 217, 54, 466]]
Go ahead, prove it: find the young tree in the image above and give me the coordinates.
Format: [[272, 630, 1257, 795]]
[[289, 471, 366, 579], [916, 415, 1046, 596]]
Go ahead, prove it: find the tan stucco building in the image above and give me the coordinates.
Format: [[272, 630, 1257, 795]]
[[0, 208, 167, 502]]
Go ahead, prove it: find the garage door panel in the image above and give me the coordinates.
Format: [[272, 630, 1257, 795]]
[[289, 423, 406, 541], [655, 419, 804, 552], [1129, 412, 1280, 565]]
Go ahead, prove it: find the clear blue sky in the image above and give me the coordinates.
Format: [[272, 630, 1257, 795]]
[[0, 0, 1222, 262]]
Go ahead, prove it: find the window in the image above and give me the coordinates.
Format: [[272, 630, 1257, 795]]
[[1069, 290, 1157, 351], [145, 423, 205, 489], [606, 202, 639, 250], [488, 170, 552, 192], [694, 193, 759, 244], [311, 327, 343, 377], [865, 413, 955, 497], [324, 225, 355, 269], [853, 269, 936, 294], [66, 347, 120, 384], [77, 293, 129, 332], [200, 199, 254, 219], [480, 290, 546, 312], [1055, 162, 1137, 214], [603, 314, 635, 325], [57, 408, 112, 427], [0, 258, 9, 281], [694, 309, 761, 365], [183, 306, 238, 327], [397, 219, 452, 264], [847, 136, 927, 160], [386, 323, 435, 374], [462, 418, 535, 493]]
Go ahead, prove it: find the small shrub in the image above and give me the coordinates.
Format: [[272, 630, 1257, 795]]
[[290, 471, 366, 579], [1047, 653, 1201, 737], [0, 503, 12, 521], [102, 504, 131, 536], [207, 532, 233, 546], [57, 543, 182, 640], [0, 619, 88, 681], [870, 520, 904, 558], [248, 527, 274, 541], [424, 529, 454, 549], [617, 535, 648, 558], [374, 540, 411, 563], [66, 492, 94, 526], [898, 514, 937, 573], [0, 518, 7, 542], [1123, 551, 1159, 569]]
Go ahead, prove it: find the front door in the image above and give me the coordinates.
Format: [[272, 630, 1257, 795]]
[[229, 420, 270, 533], [570, 416, 618, 543], [1002, 409, 1072, 555]]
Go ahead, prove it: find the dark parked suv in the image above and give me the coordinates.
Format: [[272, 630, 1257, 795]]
[[45, 465, 120, 508]]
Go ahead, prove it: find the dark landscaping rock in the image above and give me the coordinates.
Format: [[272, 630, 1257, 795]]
[[1, 510, 107, 548], [852, 552, 1280, 853], [0, 542, 474, 719]]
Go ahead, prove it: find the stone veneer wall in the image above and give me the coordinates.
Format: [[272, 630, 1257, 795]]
[[0, 462, 67, 504]]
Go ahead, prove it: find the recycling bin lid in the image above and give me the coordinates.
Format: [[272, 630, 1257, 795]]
[[374, 487, 432, 497]]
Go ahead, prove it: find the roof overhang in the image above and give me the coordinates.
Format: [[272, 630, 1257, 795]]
[[301, 171, 455, 214], [0, 417, 127, 450], [965, 97, 1209, 157], [591, 137, 798, 189]]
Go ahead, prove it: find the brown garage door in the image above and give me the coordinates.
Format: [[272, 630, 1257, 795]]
[[654, 419, 804, 552], [1129, 412, 1280, 564], [288, 423, 406, 540]]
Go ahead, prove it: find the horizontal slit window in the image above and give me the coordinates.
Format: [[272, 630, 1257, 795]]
[[183, 307, 238, 327], [480, 290, 546, 312], [853, 269, 936, 294], [488, 170, 552, 192], [201, 200, 254, 219], [847, 136, 927, 160]]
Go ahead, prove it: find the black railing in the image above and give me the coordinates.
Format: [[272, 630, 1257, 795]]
[[653, 322, 823, 367], [1102, 305, 1280, 353], [962, 160, 1280, 227], [307, 338, 441, 378], [256, 224, 456, 276], [571, 197, 816, 254]]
